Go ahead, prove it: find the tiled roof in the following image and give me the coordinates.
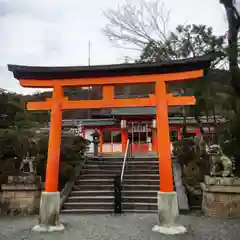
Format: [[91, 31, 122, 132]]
[[168, 116, 227, 124], [60, 116, 227, 127], [111, 107, 156, 116], [95, 107, 181, 117], [8, 53, 215, 80], [61, 119, 119, 127]]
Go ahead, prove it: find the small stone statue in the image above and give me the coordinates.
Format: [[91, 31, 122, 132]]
[[206, 144, 234, 177], [19, 155, 37, 175]]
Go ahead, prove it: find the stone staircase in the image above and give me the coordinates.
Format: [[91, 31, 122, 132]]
[[122, 157, 159, 213], [61, 156, 160, 213]]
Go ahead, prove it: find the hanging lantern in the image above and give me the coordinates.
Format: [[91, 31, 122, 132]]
[[121, 120, 127, 129], [152, 119, 157, 129]]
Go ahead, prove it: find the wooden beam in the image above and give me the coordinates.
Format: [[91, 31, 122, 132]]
[[26, 95, 196, 111], [168, 96, 196, 106], [46, 97, 69, 102], [62, 98, 155, 109], [103, 86, 114, 101], [19, 70, 204, 88], [27, 101, 52, 111], [152, 94, 196, 106]]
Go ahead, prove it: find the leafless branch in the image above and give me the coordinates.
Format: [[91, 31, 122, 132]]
[[102, 0, 170, 50]]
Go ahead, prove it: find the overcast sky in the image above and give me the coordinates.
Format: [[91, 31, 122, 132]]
[[0, 0, 228, 94]]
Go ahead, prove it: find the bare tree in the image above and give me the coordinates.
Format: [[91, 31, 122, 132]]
[[102, 0, 170, 51]]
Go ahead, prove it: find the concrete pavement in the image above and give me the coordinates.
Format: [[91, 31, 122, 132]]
[[0, 213, 239, 240]]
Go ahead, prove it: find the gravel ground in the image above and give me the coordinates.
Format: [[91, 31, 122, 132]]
[[0, 213, 239, 240]]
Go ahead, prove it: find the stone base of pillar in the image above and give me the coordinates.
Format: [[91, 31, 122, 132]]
[[152, 191, 187, 235], [32, 192, 65, 232]]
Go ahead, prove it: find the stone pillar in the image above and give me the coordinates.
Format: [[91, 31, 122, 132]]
[[32, 192, 64, 232], [201, 176, 240, 218], [152, 191, 187, 235], [1, 175, 41, 215]]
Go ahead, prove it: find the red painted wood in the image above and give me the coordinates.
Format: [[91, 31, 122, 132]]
[[121, 130, 128, 152], [141, 144, 149, 152], [132, 144, 149, 152]]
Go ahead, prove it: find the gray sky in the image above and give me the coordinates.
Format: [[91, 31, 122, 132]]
[[0, 0, 227, 94]]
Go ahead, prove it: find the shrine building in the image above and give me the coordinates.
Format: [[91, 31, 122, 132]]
[[62, 113, 226, 154]]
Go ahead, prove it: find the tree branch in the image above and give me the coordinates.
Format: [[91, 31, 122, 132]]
[[102, 0, 170, 51]]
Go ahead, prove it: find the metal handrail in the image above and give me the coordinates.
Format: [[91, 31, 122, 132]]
[[114, 138, 132, 214], [120, 139, 132, 184]]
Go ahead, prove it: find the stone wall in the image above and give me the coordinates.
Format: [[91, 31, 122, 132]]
[[1, 176, 41, 215], [201, 176, 240, 218]]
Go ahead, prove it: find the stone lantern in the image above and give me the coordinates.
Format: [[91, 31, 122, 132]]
[[91, 129, 100, 156]]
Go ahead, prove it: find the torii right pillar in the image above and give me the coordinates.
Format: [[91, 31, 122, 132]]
[[153, 80, 187, 235]]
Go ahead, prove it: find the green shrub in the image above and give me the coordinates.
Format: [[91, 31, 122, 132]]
[[0, 128, 89, 191], [35, 135, 89, 190]]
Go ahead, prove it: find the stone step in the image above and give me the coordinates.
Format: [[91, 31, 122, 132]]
[[61, 209, 114, 214], [123, 196, 157, 203], [87, 157, 158, 162], [79, 174, 116, 179], [87, 160, 159, 165], [123, 179, 159, 185], [87, 160, 158, 165], [124, 174, 159, 180], [67, 196, 114, 203], [67, 196, 158, 203], [64, 201, 157, 211], [79, 173, 159, 180], [83, 165, 159, 174], [71, 190, 114, 197], [123, 184, 159, 191], [125, 169, 159, 175], [82, 169, 159, 175], [122, 190, 158, 197], [123, 202, 157, 211], [82, 169, 120, 174], [76, 178, 159, 185], [123, 209, 157, 213], [75, 179, 113, 185], [63, 202, 114, 210], [84, 164, 159, 171], [70, 190, 158, 198], [72, 184, 113, 191]]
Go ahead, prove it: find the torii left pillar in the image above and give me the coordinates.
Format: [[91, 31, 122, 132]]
[[32, 84, 65, 232]]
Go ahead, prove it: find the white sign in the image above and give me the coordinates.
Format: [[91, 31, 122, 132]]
[[128, 124, 151, 133]]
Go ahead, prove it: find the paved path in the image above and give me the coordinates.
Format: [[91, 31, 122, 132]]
[[0, 213, 239, 240]]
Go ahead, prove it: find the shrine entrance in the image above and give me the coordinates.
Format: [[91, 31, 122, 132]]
[[8, 53, 214, 231], [8, 54, 214, 192], [128, 121, 152, 152]]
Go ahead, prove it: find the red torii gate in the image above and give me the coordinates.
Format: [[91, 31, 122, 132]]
[[8, 54, 213, 231]]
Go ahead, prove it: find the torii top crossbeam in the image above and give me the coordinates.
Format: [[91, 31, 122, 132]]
[[8, 54, 214, 193], [9, 54, 212, 85]]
